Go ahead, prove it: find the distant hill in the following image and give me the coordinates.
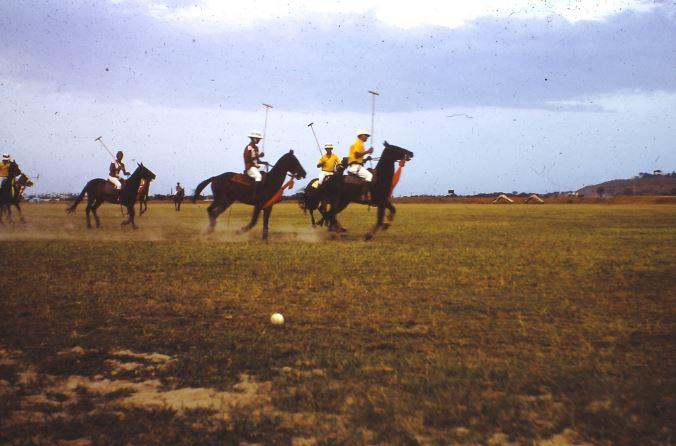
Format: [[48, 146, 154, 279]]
[[577, 173, 676, 197]]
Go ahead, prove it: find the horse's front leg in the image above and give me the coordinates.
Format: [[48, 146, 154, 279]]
[[382, 201, 396, 230], [262, 206, 272, 240], [238, 206, 262, 234], [364, 205, 386, 241], [128, 205, 138, 229], [14, 203, 26, 223]]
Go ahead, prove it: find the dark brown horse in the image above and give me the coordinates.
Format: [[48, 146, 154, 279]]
[[66, 164, 156, 229], [193, 150, 306, 240], [325, 141, 413, 240], [173, 187, 185, 211], [299, 178, 328, 227], [5, 173, 34, 223], [0, 161, 22, 226], [298, 164, 346, 227]]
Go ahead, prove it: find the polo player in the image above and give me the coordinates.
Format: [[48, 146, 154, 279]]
[[243, 131, 265, 199], [347, 130, 374, 182], [109, 150, 130, 191], [317, 143, 341, 186]]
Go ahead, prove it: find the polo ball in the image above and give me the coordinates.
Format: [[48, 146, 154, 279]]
[[270, 313, 285, 325]]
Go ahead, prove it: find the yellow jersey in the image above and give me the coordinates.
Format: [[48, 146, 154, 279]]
[[0, 162, 9, 177], [348, 139, 366, 165], [318, 153, 341, 172]]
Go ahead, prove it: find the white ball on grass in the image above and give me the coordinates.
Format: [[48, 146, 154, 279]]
[[270, 313, 285, 325]]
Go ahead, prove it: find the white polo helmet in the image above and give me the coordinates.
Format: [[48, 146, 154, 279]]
[[2, 153, 10, 161], [356, 129, 370, 137], [324, 143, 334, 150], [248, 131, 263, 139]]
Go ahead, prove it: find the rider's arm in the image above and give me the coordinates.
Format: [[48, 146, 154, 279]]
[[355, 147, 374, 158], [109, 162, 116, 177], [121, 163, 130, 176]]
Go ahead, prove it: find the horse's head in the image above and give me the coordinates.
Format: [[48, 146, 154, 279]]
[[136, 162, 157, 181], [381, 141, 414, 162], [17, 174, 33, 187], [284, 150, 307, 180]]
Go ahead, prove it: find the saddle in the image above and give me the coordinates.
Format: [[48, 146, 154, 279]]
[[343, 175, 364, 186], [106, 179, 126, 201], [344, 167, 376, 185], [230, 172, 268, 187]]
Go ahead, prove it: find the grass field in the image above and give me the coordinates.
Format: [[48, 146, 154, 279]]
[[1, 202, 674, 445]]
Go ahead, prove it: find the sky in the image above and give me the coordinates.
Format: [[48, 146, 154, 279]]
[[0, 0, 674, 195]]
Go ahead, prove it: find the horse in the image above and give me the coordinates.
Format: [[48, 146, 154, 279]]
[[193, 150, 306, 240], [0, 161, 22, 226], [298, 167, 346, 227], [5, 173, 34, 224], [299, 178, 327, 227], [173, 187, 185, 211], [66, 163, 157, 229], [324, 141, 413, 240]]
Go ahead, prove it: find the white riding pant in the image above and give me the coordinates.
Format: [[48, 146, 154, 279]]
[[317, 171, 334, 185], [246, 166, 262, 182], [347, 164, 373, 182], [108, 176, 122, 190]]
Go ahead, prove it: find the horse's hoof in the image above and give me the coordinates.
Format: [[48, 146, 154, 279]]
[[364, 232, 373, 241], [382, 223, 391, 230]]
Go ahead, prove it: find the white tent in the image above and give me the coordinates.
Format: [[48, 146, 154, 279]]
[[492, 194, 514, 204], [524, 194, 544, 204]]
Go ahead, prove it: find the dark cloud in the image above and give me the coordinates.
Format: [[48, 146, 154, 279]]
[[1, 1, 674, 111]]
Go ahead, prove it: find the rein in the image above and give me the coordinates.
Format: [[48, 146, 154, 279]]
[[263, 175, 296, 209]]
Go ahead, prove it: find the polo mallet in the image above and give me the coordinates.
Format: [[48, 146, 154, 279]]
[[368, 90, 379, 168], [94, 136, 116, 160], [261, 103, 273, 154], [307, 122, 323, 156]]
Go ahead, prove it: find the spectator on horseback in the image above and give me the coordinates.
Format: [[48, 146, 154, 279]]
[[176, 182, 184, 194], [347, 130, 373, 182], [108, 150, 130, 191], [0, 153, 11, 188], [317, 143, 341, 186], [0, 153, 22, 198], [244, 131, 265, 199]]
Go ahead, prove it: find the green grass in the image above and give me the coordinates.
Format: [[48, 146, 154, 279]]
[[1, 202, 675, 444]]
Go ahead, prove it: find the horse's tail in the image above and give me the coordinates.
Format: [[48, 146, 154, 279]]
[[193, 177, 214, 202], [66, 183, 88, 214]]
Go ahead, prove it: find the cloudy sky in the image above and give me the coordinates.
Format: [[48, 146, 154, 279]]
[[1, 0, 674, 195]]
